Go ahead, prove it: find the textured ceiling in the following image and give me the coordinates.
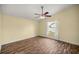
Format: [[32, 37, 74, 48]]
[[1, 4, 73, 20]]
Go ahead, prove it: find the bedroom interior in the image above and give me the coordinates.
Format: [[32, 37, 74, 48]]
[[0, 4, 79, 54]]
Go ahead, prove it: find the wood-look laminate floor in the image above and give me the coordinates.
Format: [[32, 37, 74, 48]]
[[1, 36, 79, 54]]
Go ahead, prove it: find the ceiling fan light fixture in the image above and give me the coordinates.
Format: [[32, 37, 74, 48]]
[[40, 16, 45, 19]]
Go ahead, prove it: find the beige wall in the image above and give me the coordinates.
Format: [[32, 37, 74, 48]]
[[38, 5, 79, 45], [38, 20, 47, 36], [2, 15, 37, 45], [76, 5, 79, 40], [0, 14, 1, 43], [54, 5, 79, 45], [0, 13, 2, 50]]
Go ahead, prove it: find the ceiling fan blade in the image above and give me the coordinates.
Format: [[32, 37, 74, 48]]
[[45, 15, 52, 17], [44, 12, 49, 15], [34, 14, 40, 18], [34, 13, 41, 15]]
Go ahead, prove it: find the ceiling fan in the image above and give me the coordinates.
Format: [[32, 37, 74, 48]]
[[34, 6, 52, 19]]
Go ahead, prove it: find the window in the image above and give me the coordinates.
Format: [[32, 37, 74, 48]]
[[47, 20, 58, 39]]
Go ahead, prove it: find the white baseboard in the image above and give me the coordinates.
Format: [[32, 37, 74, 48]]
[[2, 35, 37, 45]]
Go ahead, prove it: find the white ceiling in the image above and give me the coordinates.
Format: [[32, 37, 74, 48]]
[[1, 4, 73, 20]]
